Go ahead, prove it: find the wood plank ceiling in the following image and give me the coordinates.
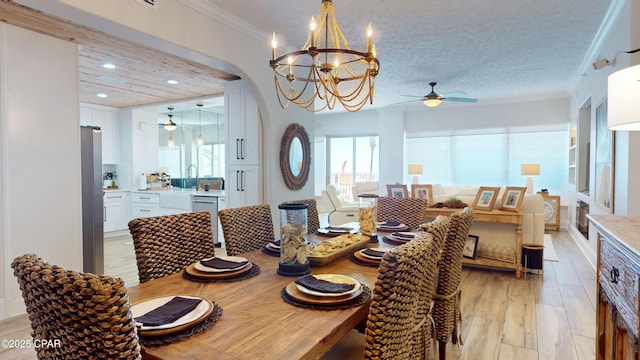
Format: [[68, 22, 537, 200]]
[[0, 0, 239, 109]]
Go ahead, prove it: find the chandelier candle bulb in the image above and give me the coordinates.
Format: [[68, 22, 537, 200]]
[[310, 16, 317, 48], [271, 32, 277, 60], [366, 24, 373, 53]]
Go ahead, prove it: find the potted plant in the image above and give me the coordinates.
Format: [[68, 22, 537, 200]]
[[444, 196, 467, 208]]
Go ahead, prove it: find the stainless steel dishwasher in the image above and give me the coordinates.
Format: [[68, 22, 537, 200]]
[[191, 195, 220, 247]]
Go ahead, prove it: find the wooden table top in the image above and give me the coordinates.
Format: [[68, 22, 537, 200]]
[[128, 234, 396, 360]]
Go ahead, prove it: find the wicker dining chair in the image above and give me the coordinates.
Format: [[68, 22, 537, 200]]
[[433, 207, 474, 360], [128, 211, 215, 283], [377, 196, 430, 230], [413, 215, 450, 357], [11, 254, 142, 360], [218, 204, 275, 256], [282, 198, 321, 234], [364, 233, 436, 360]]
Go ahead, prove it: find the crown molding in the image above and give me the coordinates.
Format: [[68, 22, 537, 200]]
[[577, 0, 626, 75], [178, 0, 267, 42]]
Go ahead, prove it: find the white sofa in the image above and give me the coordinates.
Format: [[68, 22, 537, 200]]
[[430, 185, 545, 258]]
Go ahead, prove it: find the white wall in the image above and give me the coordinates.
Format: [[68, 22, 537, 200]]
[[0, 24, 83, 318], [568, 0, 639, 267]]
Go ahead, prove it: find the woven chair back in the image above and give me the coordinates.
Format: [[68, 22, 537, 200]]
[[417, 215, 450, 255], [218, 204, 275, 256], [377, 196, 430, 230], [128, 211, 215, 283], [282, 198, 321, 234], [364, 233, 436, 360], [11, 254, 141, 360], [433, 207, 474, 343]]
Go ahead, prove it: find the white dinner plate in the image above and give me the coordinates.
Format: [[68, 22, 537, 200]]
[[195, 256, 250, 273], [295, 274, 362, 297], [377, 222, 408, 229], [358, 247, 388, 260], [132, 295, 209, 331]]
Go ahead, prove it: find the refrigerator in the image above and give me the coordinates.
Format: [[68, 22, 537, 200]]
[[81, 126, 104, 274]]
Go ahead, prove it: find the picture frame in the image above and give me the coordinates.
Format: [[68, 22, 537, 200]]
[[500, 186, 526, 212], [386, 184, 409, 198], [411, 184, 433, 205], [594, 99, 614, 213], [471, 186, 501, 211], [463, 234, 479, 259]]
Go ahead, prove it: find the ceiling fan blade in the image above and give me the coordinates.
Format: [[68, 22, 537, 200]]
[[442, 97, 478, 103], [391, 99, 423, 106], [400, 94, 426, 98], [440, 91, 467, 96]]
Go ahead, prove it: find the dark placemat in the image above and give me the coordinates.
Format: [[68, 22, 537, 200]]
[[349, 254, 381, 268], [182, 263, 261, 283], [139, 302, 223, 346], [262, 246, 280, 257], [382, 236, 408, 245], [281, 284, 372, 310]]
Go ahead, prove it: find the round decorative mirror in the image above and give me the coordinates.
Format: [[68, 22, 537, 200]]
[[280, 123, 310, 190]]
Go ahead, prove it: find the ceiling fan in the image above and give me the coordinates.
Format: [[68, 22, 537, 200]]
[[402, 82, 478, 108], [159, 107, 177, 131]]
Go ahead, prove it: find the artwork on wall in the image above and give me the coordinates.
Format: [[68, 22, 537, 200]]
[[595, 99, 614, 212]]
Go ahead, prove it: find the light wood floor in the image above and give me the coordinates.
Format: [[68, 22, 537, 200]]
[[1, 230, 595, 360]]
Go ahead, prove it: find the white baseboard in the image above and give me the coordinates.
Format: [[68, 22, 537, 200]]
[[568, 226, 597, 271]]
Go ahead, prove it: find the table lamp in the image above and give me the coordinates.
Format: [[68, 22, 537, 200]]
[[408, 164, 423, 184], [521, 163, 540, 194]]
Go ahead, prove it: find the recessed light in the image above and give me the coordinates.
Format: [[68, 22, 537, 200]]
[[167, 79, 178, 85], [97, 93, 108, 98], [102, 63, 116, 69]]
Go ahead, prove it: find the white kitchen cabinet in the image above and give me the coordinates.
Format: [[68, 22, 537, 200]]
[[103, 191, 129, 232], [226, 165, 261, 209], [225, 82, 260, 166], [80, 104, 119, 164], [225, 81, 262, 209], [131, 192, 160, 218]]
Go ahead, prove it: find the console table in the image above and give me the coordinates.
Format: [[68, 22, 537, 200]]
[[426, 207, 523, 278], [589, 215, 640, 359]]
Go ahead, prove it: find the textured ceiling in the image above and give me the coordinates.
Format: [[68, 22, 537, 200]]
[[208, 0, 612, 110]]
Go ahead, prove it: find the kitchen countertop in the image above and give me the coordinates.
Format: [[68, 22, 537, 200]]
[[130, 188, 225, 197]]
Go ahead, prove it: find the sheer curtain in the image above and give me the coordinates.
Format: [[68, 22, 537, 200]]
[[406, 130, 565, 194]]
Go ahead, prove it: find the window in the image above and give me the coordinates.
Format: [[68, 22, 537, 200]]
[[407, 130, 566, 194], [198, 143, 225, 178], [327, 135, 379, 201]]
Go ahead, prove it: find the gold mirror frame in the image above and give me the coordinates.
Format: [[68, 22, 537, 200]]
[[280, 123, 310, 190]]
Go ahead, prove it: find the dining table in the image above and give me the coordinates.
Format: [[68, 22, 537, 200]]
[[128, 226, 405, 360]]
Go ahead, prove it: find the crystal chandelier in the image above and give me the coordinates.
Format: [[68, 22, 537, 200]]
[[269, 0, 380, 112]]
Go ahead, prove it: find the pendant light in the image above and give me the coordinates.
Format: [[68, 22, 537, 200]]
[[196, 104, 204, 147]]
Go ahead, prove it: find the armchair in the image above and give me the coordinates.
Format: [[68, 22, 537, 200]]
[[325, 184, 359, 226]]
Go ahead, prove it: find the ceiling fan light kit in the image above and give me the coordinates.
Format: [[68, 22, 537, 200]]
[[268, 0, 380, 112], [423, 97, 442, 108]]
